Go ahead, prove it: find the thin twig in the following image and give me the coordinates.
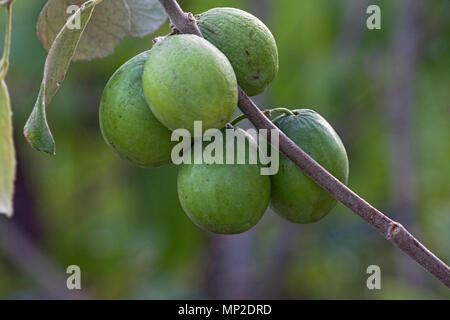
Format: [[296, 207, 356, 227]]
[[158, 0, 450, 287], [230, 108, 294, 126]]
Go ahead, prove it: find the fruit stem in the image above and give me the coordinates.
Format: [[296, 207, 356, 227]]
[[229, 114, 247, 126], [230, 108, 296, 126], [158, 0, 450, 287], [269, 107, 296, 117]]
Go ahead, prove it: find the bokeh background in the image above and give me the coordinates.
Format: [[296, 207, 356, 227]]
[[0, 0, 449, 299]]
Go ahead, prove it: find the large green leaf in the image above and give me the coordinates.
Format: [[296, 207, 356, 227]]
[[0, 80, 15, 217], [25, 0, 167, 154], [126, 0, 167, 38], [37, 0, 167, 61], [24, 0, 99, 154]]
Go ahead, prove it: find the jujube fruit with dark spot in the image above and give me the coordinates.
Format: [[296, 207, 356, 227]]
[[197, 7, 279, 96], [270, 109, 349, 223], [99, 51, 176, 167]]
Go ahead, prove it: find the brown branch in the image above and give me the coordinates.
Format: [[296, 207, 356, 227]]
[[158, 0, 450, 287]]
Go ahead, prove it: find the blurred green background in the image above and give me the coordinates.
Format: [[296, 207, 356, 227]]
[[0, 0, 449, 299]]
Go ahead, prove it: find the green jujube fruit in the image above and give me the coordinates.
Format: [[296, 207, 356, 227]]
[[177, 127, 270, 234], [270, 109, 349, 224], [197, 7, 279, 96], [142, 34, 238, 135], [99, 51, 176, 167]]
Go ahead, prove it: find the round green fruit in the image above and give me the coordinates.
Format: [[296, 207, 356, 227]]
[[270, 109, 349, 224], [177, 127, 270, 234], [142, 34, 238, 135], [99, 51, 176, 167], [197, 7, 279, 96]]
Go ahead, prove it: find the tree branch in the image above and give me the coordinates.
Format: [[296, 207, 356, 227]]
[[158, 0, 450, 287]]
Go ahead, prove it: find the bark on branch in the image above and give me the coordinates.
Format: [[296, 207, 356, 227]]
[[158, 0, 450, 287]]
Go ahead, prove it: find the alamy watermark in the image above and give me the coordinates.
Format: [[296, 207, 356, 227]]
[[171, 121, 280, 176], [66, 5, 81, 30], [65, 4, 382, 31], [366, 5, 381, 30], [66, 4, 382, 30], [66, 265, 81, 290], [366, 265, 381, 290]]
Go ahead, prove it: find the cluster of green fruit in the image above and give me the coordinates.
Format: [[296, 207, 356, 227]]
[[99, 8, 349, 234]]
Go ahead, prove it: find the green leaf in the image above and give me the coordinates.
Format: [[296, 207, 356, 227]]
[[24, 0, 99, 154], [126, 0, 167, 38], [37, 0, 166, 61], [0, 80, 16, 217]]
